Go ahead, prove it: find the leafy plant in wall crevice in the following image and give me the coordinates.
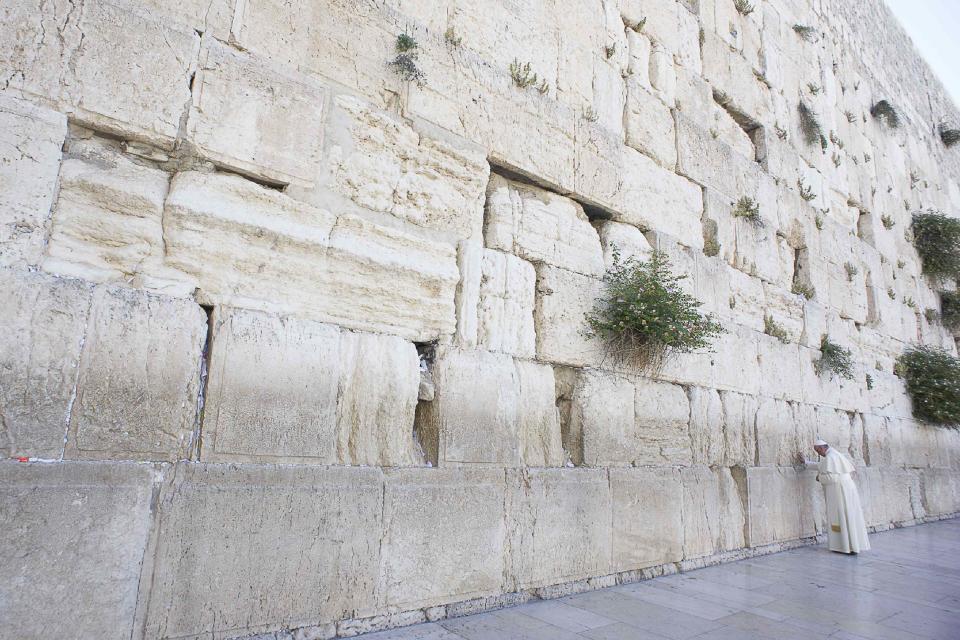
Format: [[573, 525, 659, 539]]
[[911, 210, 960, 280], [897, 345, 960, 426], [585, 250, 724, 373], [815, 335, 854, 380]]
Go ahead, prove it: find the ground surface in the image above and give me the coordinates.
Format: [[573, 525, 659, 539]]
[[359, 518, 960, 639]]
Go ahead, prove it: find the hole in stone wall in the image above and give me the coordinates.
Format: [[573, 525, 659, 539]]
[[192, 303, 215, 460], [413, 341, 439, 466], [553, 365, 582, 466]]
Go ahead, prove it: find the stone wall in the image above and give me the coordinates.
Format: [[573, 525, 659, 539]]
[[2, 0, 960, 638]]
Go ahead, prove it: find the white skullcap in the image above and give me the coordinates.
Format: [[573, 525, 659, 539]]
[[814, 437, 828, 446]]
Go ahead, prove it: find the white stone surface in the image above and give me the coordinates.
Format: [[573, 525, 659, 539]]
[[477, 249, 536, 358]]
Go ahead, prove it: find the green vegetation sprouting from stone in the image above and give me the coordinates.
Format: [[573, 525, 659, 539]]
[[630, 17, 647, 32], [897, 345, 960, 425], [764, 316, 789, 343], [865, 374, 874, 390], [940, 123, 960, 148], [797, 178, 816, 201], [798, 101, 826, 149], [604, 43, 616, 59], [844, 262, 858, 281], [734, 0, 755, 16], [444, 27, 462, 47], [793, 24, 817, 41], [941, 291, 960, 330], [732, 196, 762, 226], [816, 335, 854, 380], [814, 214, 824, 230], [586, 250, 724, 372], [792, 282, 814, 299], [509, 59, 549, 94], [881, 214, 895, 229], [389, 33, 425, 86], [870, 100, 901, 128], [911, 211, 960, 280], [807, 83, 821, 95]]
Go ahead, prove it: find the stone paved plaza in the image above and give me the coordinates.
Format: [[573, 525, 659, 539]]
[[360, 519, 960, 640]]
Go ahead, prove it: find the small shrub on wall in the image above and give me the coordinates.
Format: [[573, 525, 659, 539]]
[[586, 250, 724, 372], [940, 291, 960, 330], [911, 211, 960, 280], [897, 345, 960, 426]]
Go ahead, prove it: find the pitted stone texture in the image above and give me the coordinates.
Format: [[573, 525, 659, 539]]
[[0, 95, 66, 268], [379, 468, 506, 610], [202, 308, 422, 466], [506, 468, 612, 590], [42, 140, 188, 292], [611, 467, 684, 572], [324, 94, 489, 239], [143, 463, 383, 638], [163, 171, 459, 342], [415, 348, 520, 466], [477, 249, 536, 358], [0, 269, 91, 459], [745, 466, 804, 546], [187, 40, 327, 188], [0, 461, 157, 640], [516, 360, 565, 467], [681, 466, 747, 559], [485, 174, 604, 277], [64, 286, 206, 461], [534, 265, 604, 368], [1, 1, 199, 146]]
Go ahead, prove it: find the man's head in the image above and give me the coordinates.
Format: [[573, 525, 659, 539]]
[[814, 438, 829, 457]]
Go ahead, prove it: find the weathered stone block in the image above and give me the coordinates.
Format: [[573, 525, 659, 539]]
[[484, 174, 604, 276], [745, 467, 803, 546], [323, 94, 489, 239], [719, 391, 758, 467], [573, 369, 636, 467], [188, 40, 327, 188], [681, 466, 746, 558], [611, 467, 684, 572], [0, 269, 91, 459], [142, 463, 383, 638], [163, 171, 459, 342], [625, 80, 677, 168], [506, 468, 612, 590], [0, 461, 157, 639], [42, 140, 181, 290], [0, 95, 66, 268], [379, 468, 506, 609], [595, 220, 653, 267], [477, 249, 536, 358], [516, 360, 565, 467], [65, 286, 206, 461], [415, 348, 520, 466], [534, 265, 604, 367], [634, 377, 692, 466], [688, 386, 724, 467]]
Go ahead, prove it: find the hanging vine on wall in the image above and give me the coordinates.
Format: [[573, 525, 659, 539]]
[[897, 345, 960, 426], [911, 210, 960, 280]]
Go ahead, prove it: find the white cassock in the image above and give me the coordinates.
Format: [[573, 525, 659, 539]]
[[818, 447, 870, 553]]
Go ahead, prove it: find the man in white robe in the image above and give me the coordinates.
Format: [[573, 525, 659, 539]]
[[812, 438, 870, 554]]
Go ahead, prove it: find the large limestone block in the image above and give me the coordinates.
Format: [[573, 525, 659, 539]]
[[0, 461, 157, 639], [755, 397, 801, 466], [676, 111, 761, 202], [0, 95, 67, 267], [163, 171, 459, 341], [595, 220, 653, 267], [187, 40, 327, 188], [477, 249, 536, 358], [700, 30, 772, 124], [921, 469, 960, 517], [42, 140, 186, 291], [323, 94, 489, 239], [379, 468, 506, 610], [681, 466, 747, 558], [745, 467, 803, 546], [203, 307, 422, 466], [621, 0, 701, 73], [634, 377, 693, 465], [573, 369, 636, 467], [859, 467, 921, 526], [202, 308, 341, 463], [688, 386, 724, 466], [720, 391, 758, 467], [1, 1, 199, 146], [336, 331, 422, 467], [625, 80, 677, 168], [516, 360, 565, 467], [534, 264, 604, 367], [0, 269, 91, 459], [506, 468, 612, 590], [416, 348, 520, 466], [484, 174, 605, 276], [610, 467, 684, 572], [142, 463, 383, 638], [65, 286, 206, 461]]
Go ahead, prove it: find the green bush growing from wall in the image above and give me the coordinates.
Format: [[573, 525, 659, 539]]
[[897, 345, 960, 426], [911, 211, 960, 280]]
